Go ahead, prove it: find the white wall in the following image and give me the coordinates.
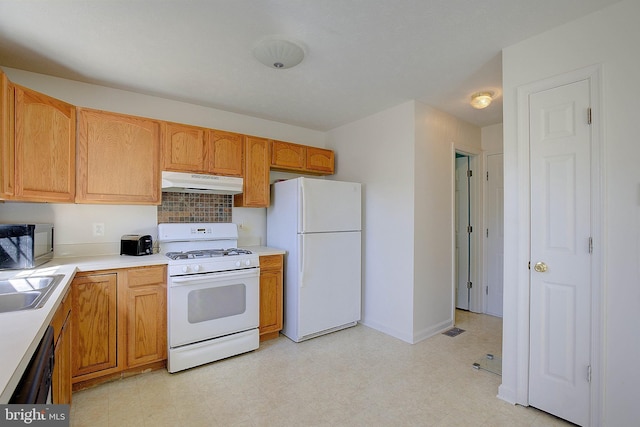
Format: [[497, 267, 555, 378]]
[[501, 1, 640, 424], [481, 123, 503, 152], [413, 102, 481, 340], [0, 202, 156, 256], [327, 100, 480, 343], [0, 67, 325, 254], [327, 101, 416, 342]]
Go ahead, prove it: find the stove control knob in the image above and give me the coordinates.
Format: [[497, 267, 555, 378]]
[[193, 265, 201, 272], [182, 266, 189, 273], [245, 260, 251, 266], [235, 260, 241, 267]]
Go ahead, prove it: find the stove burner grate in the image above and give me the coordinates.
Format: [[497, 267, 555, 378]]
[[165, 248, 253, 260]]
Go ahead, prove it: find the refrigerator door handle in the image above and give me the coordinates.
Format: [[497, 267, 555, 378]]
[[298, 236, 305, 287], [299, 180, 305, 233]]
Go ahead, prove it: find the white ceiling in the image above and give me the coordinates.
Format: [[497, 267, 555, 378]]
[[0, 0, 621, 131]]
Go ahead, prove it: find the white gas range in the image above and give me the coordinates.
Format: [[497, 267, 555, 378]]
[[158, 223, 260, 373]]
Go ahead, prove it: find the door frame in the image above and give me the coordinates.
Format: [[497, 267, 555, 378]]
[[504, 64, 603, 425]]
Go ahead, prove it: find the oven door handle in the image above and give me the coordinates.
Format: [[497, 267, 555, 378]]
[[171, 269, 259, 284]]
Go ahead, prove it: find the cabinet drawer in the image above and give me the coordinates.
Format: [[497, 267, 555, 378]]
[[260, 255, 283, 270], [127, 266, 166, 288]]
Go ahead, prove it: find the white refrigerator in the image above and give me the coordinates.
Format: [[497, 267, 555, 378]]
[[267, 177, 362, 342]]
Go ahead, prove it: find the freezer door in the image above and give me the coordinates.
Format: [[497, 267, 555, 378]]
[[299, 178, 361, 233], [296, 231, 361, 339]]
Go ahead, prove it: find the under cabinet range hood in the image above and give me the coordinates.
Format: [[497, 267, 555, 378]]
[[161, 171, 243, 195]]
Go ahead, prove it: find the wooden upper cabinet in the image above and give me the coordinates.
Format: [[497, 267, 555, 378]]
[[162, 122, 206, 172], [306, 146, 335, 174], [0, 70, 14, 198], [14, 85, 76, 202], [234, 135, 270, 208], [76, 108, 161, 204], [270, 140, 335, 175], [207, 129, 243, 177], [271, 140, 305, 171], [162, 124, 243, 177]]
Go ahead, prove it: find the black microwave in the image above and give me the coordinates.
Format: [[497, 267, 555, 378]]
[[0, 224, 54, 269]]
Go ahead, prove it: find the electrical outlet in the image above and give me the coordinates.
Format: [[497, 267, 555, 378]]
[[93, 223, 105, 236]]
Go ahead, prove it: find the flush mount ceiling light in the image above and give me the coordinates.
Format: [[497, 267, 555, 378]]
[[470, 91, 494, 109], [252, 37, 305, 69]]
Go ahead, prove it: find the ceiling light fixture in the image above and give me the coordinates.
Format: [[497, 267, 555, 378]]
[[470, 91, 494, 109], [252, 38, 305, 69]]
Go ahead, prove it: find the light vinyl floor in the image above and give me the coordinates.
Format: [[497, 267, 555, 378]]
[[70, 310, 571, 426]]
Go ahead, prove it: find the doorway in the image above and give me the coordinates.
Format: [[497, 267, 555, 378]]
[[454, 150, 482, 313], [500, 65, 603, 426], [455, 153, 471, 310], [528, 78, 593, 426]]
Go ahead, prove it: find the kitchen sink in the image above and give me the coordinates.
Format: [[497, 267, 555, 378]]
[[0, 275, 65, 314]]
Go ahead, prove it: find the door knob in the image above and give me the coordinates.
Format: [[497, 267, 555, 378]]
[[533, 262, 548, 273]]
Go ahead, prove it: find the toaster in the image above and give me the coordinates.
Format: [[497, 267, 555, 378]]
[[120, 234, 153, 256]]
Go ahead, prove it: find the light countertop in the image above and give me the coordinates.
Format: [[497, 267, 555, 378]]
[[0, 263, 77, 403], [243, 246, 286, 256], [0, 246, 284, 403]]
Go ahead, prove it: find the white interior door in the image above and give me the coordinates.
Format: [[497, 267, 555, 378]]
[[455, 156, 470, 310], [529, 79, 591, 426], [486, 153, 504, 317]]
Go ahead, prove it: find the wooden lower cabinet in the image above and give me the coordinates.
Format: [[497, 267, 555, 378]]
[[259, 254, 283, 341], [51, 288, 72, 404], [71, 265, 167, 389], [71, 272, 118, 379], [125, 266, 167, 367]]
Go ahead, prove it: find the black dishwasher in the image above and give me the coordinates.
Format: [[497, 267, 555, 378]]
[[9, 325, 55, 404]]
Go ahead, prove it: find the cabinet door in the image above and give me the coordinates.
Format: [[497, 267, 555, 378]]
[[52, 313, 71, 404], [51, 289, 72, 405], [259, 255, 283, 340], [234, 135, 270, 207], [162, 122, 206, 172], [271, 140, 305, 171], [0, 71, 14, 198], [14, 85, 76, 202], [306, 147, 335, 174], [72, 273, 118, 378], [207, 129, 243, 176], [124, 266, 167, 367], [77, 108, 161, 204]]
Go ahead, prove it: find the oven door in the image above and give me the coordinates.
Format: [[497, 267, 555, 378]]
[[168, 268, 259, 348]]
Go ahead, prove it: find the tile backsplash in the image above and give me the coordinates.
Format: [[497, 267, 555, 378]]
[[157, 192, 232, 223]]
